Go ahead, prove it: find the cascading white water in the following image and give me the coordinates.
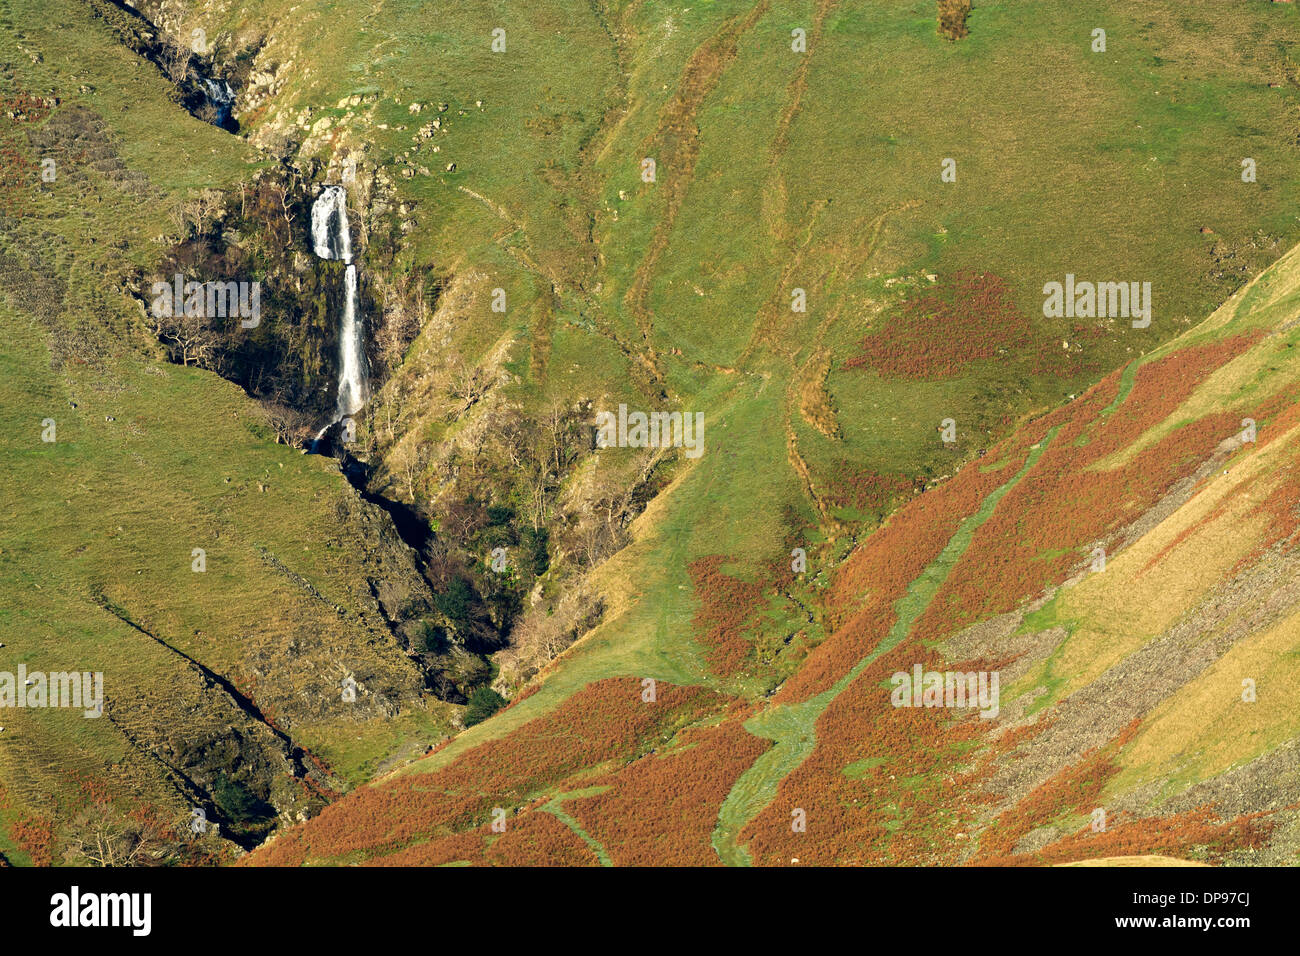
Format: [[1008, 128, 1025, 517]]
[[311, 185, 368, 443], [311, 184, 351, 262], [335, 265, 365, 417], [201, 78, 236, 128]]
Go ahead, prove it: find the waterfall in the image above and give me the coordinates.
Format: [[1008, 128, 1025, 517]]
[[335, 264, 366, 418], [311, 185, 352, 262], [201, 78, 236, 129], [311, 185, 368, 446]]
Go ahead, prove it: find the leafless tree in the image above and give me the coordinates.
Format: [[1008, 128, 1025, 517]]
[[444, 354, 492, 415], [261, 401, 311, 445], [62, 803, 198, 867], [159, 37, 194, 87], [150, 310, 222, 367], [268, 178, 295, 230]]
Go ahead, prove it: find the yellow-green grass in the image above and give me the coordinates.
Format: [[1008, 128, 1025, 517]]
[[1115, 602, 1300, 801], [0, 311, 453, 830], [162, 0, 1300, 491], [9, 0, 1300, 863], [1010, 429, 1297, 712]]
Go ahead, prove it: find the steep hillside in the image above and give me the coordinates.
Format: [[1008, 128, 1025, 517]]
[[0, 0, 459, 863], [248, 241, 1300, 866], [3, 0, 1300, 865]]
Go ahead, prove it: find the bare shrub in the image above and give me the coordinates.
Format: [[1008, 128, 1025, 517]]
[[938, 0, 971, 41], [493, 585, 605, 690], [149, 309, 222, 367], [159, 37, 194, 87], [261, 400, 312, 445]]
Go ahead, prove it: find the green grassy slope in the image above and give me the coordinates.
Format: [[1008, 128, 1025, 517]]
[[5, 0, 1300, 864], [251, 216, 1300, 867], [270, 0, 1300, 764], [0, 0, 456, 861]]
